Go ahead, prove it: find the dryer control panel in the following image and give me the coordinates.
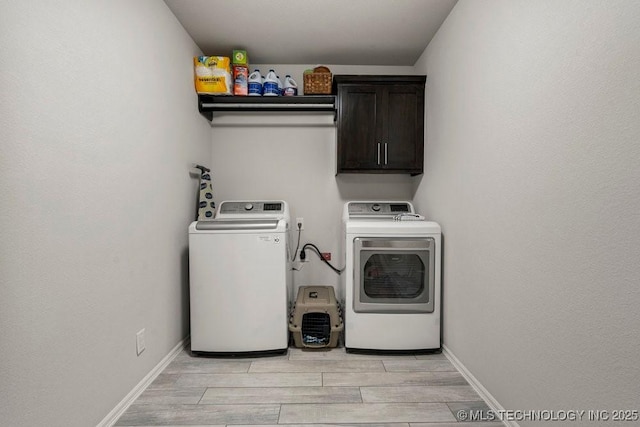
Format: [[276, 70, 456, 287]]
[[347, 202, 413, 217]]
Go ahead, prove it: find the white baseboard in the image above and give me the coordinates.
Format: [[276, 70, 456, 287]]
[[97, 336, 189, 427], [443, 344, 519, 427]]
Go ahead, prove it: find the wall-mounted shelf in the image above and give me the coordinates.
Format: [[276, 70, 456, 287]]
[[198, 95, 336, 121]]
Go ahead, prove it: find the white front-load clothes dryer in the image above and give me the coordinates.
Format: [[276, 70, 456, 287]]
[[341, 201, 441, 353], [188, 201, 292, 355]]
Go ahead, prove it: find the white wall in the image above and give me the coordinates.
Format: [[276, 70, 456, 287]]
[[414, 0, 640, 423], [0, 1, 210, 426], [209, 64, 418, 295]]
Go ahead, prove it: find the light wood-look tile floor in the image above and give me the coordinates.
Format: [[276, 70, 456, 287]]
[[115, 346, 502, 426]]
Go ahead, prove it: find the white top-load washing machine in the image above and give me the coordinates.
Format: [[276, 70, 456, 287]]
[[341, 201, 441, 352], [188, 201, 292, 355]]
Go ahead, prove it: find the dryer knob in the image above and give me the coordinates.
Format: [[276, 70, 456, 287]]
[[371, 204, 381, 212], [244, 203, 254, 211]]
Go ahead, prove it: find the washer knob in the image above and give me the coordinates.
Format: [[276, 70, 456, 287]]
[[244, 203, 253, 211], [371, 204, 381, 212]]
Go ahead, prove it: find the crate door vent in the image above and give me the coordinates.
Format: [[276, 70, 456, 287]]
[[301, 312, 331, 346]]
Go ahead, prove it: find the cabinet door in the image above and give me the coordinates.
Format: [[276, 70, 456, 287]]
[[337, 85, 382, 172], [383, 85, 424, 173]]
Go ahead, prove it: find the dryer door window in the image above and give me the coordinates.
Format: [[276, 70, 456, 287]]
[[354, 237, 435, 313], [363, 253, 426, 299]]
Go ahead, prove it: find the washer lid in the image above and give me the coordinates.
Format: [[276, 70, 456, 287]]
[[189, 218, 288, 233], [195, 219, 279, 231]]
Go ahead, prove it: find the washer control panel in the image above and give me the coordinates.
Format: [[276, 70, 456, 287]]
[[219, 201, 284, 215]]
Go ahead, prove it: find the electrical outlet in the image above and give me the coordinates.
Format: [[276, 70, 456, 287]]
[[136, 328, 146, 356], [321, 252, 331, 261], [296, 217, 304, 230]]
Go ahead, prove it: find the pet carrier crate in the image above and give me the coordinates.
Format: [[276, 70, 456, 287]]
[[289, 285, 343, 348]]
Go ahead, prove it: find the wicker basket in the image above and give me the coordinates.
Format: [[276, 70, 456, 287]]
[[303, 66, 332, 95]]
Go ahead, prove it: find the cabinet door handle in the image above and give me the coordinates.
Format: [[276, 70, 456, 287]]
[[377, 142, 381, 165], [384, 142, 388, 165]]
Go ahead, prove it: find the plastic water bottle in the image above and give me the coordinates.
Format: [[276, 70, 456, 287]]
[[283, 75, 298, 96], [263, 69, 280, 96], [248, 69, 262, 96]]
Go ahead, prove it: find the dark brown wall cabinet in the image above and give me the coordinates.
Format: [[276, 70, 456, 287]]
[[334, 75, 426, 175]]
